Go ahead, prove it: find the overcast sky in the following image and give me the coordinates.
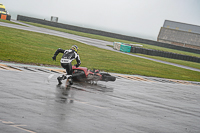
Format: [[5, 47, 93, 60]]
[[1, 0, 200, 40]]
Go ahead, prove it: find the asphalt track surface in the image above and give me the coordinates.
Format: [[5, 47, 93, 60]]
[[0, 62, 200, 133], [0, 21, 200, 133]]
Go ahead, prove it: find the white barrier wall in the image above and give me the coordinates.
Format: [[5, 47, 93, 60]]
[[113, 42, 122, 51]]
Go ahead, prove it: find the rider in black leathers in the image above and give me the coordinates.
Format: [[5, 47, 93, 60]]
[[52, 45, 81, 85]]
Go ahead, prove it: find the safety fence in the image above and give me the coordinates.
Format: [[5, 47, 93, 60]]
[[113, 42, 200, 63], [16, 15, 200, 54]]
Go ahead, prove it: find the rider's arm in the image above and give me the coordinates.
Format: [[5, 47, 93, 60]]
[[75, 54, 81, 67], [52, 48, 65, 61], [54, 48, 65, 56]]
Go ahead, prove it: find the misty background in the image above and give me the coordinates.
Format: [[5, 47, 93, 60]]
[[1, 0, 200, 40]]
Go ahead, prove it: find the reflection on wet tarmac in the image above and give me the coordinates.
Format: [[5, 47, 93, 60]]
[[55, 85, 74, 103], [54, 81, 114, 104], [73, 82, 114, 92]]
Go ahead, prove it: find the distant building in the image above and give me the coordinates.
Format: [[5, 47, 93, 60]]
[[51, 16, 58, 22], [157, 20, 200, 50]]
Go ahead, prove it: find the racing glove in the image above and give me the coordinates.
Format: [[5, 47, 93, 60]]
[[75, 64, 79, 68], [52, 55, 56, 61]]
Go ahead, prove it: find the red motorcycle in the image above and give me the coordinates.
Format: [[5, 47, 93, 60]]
[[72, 66, 116, 83]]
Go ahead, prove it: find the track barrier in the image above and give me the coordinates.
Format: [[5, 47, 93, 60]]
[[16, 15, 200, 54], [114, 42, 200, 63]]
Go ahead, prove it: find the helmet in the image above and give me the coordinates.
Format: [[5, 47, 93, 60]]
[[71, 45, 78, 53]]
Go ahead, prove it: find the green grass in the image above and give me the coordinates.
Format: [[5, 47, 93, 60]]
[[0, 26, 200, 82], [0, 19, 27, 26], [20, 21, 200, 58]]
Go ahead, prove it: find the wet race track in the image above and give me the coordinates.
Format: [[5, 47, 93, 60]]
[[0, 63, 200, 133], [1, 21, 200, 132]]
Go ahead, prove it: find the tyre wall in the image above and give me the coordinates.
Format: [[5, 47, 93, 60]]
[[113, 42, 200, 63], [131, 46, 200, 63]]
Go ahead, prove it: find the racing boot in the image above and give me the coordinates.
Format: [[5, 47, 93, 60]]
[[68, 77, 73, 85], [57, 75, 66, 85]]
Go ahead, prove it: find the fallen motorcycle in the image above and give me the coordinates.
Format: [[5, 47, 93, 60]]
[[72, 66, 116, 83]]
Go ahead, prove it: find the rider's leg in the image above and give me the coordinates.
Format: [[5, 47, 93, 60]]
[[66, 63, 73, 85], [57, 63, 68, 85], [57, 75, 67, 85]]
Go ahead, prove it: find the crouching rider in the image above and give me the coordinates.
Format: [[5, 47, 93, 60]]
[[52, 45, 81, 85]]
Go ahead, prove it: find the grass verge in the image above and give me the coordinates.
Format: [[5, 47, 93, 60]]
[[0, 25, 200, 82], [20, 21, 200, 58], [0, 19, 27, 26]]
